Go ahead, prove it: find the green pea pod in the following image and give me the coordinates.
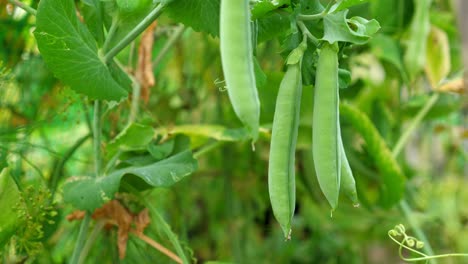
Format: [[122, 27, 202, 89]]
[[312, 43, 341, 210], [220, 0, 260, 142], [268, 42, 306, 240], [338, 133, 359, 207]]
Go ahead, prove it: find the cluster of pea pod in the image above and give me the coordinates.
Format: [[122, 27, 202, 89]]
[[219, 0, 358, 240]]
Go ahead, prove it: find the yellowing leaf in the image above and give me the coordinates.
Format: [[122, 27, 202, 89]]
[[425, 26, 451, 88]]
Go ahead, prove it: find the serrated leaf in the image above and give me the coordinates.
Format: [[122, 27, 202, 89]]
[[165, 0, 220, 37], [322, 10, 380, 45], [63, 150, 198, 211], [425, 26, 450, 88], [34, 0, 128, 101]]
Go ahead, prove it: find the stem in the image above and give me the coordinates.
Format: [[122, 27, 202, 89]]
[[78, 221, 106, 264], [131, 231, 183, 264], [297, 20, 318, 45], [399, 200, 436, 261], [49, 133, 92, 200], [7, 0, 37, 16], [70, 101, 103, 263], [297, 0, 334, 21], [392, 93, 439, 157], [70, 213, 92, 264], [152, 24, 186, 67], [391, 93, 440, 262], [193, 141, 224, 159], [104, 4, 165, 64], [93, 100, 102, 177], [103, 16, 120, 53]]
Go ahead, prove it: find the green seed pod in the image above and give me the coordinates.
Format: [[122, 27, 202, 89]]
[[312, 43, 341, 210], [220, 0, 260, 142], [338, 132, 359, 207]]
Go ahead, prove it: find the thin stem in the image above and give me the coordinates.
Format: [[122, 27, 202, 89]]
[[93, 100, 102, 177], [131, 231, 183, 264], [391, 93, 440, 262], [392, 93, 439, 157], [70, 213, 92, 264], [297, 0, 334, 21], [7, 0, 37, 16], [103, 16, 120, 53], [104, 4, 165, 64], [103, 150, 122, 175], [78, 221, 106, 264], [297, 20, 318, 45], [399, 200, 436, 260], [152, 24, 186, 67], [49, 133, 92, 200], [193, 141, 224, 159]]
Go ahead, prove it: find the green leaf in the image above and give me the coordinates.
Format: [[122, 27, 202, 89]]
[[34, 0, 128, 101], [251, 0, 290, 19], [165, 0, 220, 37], [322, 10, 380, 45], [81, 0, 105, 45], [0, 168, 23, 246], [63, 150, 198, 211], [370, 34, 405, 75], [257, 12, 291, 43], [330, 0, 368, 13], [107, 123, 154, 157], [338, 68, 351, 89], [147, 139, 175, 160], [156, 125, 250, 144]]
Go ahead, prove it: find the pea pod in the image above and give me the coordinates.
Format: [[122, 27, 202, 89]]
[[312, 43, 340, 210], [338, 132, 359, 206], [220, 0, 260, 141], [268, 42, 306, 240]]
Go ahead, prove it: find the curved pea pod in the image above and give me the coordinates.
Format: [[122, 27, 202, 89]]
[[312, 43, 341, 210], [338, 133, 359, 207], [220, 0, 260, 142], [268, 43, 306, 240]]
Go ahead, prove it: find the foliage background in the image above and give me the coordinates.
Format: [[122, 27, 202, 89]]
[[0, 0, 467, 263]]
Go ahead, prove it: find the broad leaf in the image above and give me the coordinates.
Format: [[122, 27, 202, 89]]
[[63, 150, 198, 211], [166, 0, 220, 37], [322, 10, 380, 45], [34, 0, 128, 101]]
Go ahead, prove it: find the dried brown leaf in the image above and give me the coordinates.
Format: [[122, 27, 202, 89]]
[[134, 208, 150, 234], [66, 210, 86, 221], [136, 22, 157, 104]]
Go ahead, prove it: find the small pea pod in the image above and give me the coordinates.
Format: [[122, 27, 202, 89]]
[[312, 43, 340, 210], [220, 0, 260, 141], [338, 132, 359, 207], [268, 42, 306, 240]]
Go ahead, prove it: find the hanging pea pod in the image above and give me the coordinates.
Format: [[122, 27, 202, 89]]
[[268, 41, 307, 240], [220, 0, 260, 142], [312, 42, 341, 210], [338, 133, 359, 206]]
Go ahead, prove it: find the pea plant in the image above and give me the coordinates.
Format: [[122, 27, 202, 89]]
[[0, 0, 467, 263]]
